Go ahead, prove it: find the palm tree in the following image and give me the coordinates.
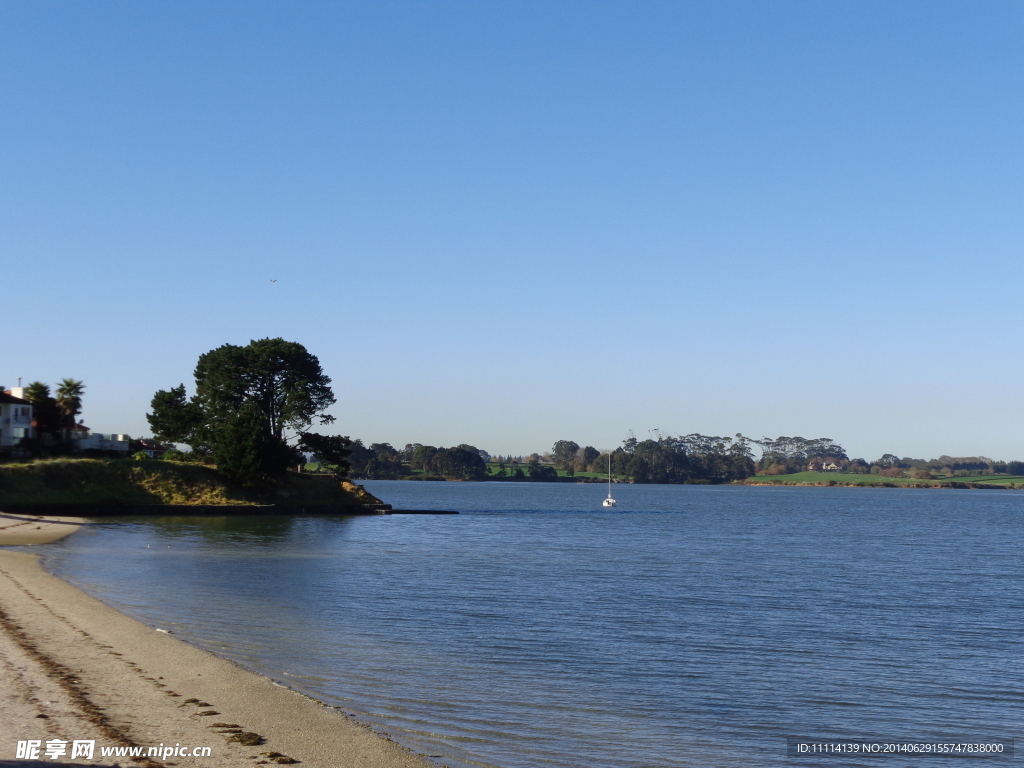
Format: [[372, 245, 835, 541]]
[[23, 381, 52, 403], [55, 378, 85, 440]]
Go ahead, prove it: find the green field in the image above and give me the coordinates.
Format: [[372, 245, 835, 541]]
[[747, 471, 1024, 487], [949, 475, 1024, 486], [748, 471, 928, 486]]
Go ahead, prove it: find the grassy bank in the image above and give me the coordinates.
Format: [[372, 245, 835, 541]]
[[743, 471, 1024, 489], [0, 458, 380, 506]]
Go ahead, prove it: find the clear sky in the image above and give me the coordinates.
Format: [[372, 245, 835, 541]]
[[3, 1, 1022, 461]]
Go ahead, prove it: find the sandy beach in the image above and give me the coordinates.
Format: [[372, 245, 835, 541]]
[[0, 513, 436, 768]]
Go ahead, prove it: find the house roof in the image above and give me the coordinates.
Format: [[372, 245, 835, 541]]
[[135, 439, 172, 449], [0, 392, 31, 405]]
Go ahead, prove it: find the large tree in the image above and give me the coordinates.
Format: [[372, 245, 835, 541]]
[[193, 338, 336, 442], [551, 440, 580, 471], [212, 403, 277, 486], [147, 384, 204, 445], [147, 338, 340, 483], [575, 445, 600, 473]]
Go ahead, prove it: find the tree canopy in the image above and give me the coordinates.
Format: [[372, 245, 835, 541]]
[[146, 384, 204, 445], [754, 436, 847, 474], [608, 433, 756, 484], [193, 338, 336, 443], [147, 338, 344, 485], [551, 440, 580, 471]]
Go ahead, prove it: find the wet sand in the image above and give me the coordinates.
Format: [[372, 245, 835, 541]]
[[0, 514, 436, 768], [0, 512, 87, 546]]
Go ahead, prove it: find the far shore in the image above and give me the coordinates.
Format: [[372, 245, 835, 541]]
[[742, 481, 1022, 489], [356, 475, 1024, 490], [0, 514, 436, 768]]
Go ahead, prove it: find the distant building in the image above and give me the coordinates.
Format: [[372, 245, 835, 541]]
[[0, 390, 33, 449], [807, 459, 844, 472], [70, 424, 130, 453], [2, 385, 131, 456], [132, 438, 174, 459]]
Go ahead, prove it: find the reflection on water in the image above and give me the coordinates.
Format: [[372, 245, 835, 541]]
[[43, 485, 1024, 768], [112, 514, 315, 542]]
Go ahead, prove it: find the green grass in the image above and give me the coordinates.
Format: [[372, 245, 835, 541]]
[[750, 471, 928, 485], [948, 475, 1024, 485], [747, 471, 1024, 487], [0, 458, 379, 506]]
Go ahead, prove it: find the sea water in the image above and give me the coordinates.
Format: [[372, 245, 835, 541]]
[[41, 484, 1024, 767]]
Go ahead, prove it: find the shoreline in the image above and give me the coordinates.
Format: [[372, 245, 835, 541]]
[[0, 517, 436, 768], [0, 511, 89, 545], [364, 476, 1024, 489]]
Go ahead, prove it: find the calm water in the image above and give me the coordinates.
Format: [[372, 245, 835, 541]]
[[40, 483, 1024, 767]]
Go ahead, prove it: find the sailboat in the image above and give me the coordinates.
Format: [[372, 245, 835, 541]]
[[602, 453, 617, 507]]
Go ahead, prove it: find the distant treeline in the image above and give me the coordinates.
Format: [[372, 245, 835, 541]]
[[578, 435, 756, 484], [721, 436, 1024, 479], [330, 435, 1024, 484], [342, 434, 836, 484], [827, 454, 1024, 479], [347, 441, 488, 480], [340, 434, 757, 483]]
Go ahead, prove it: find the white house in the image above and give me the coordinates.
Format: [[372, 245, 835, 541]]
[[132, 438, 173, 458], [0, 390, 33, 449], [807, 458, 844, 472], [70, 424, 130, 453], [2, 385, 129, 454]]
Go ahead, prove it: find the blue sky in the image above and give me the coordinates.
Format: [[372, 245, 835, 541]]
[[3, 1, 1023, 461]]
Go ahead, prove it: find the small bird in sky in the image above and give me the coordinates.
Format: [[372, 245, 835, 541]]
[[269, 279, 277, 283]]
